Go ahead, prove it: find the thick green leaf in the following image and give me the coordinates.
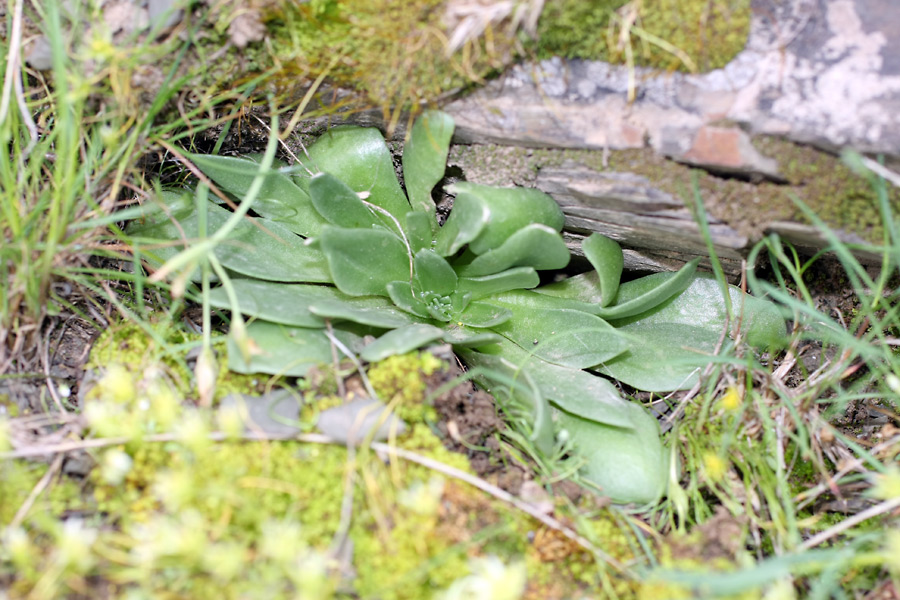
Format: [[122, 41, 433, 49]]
[[558, 402, 666, 504], [464, 340, 633, 428], [433, 192, 489, 256], [207, 280, 416, 329], [307, 298, 419, 329], [454, 224, 571, 277], [127, 191, 196, 269], [582, 234, 624, 307], [303, 126, 411, 224], [227, 321, 362, 377], [414, 249, 457, 296], [406, 211, 434, 253], [129, 199, 331, 283], [595, 274, 787, 391], [440, 326, 503, 348], [457, 301, 512, 328], [386, 281, 432, 319], [448, 183, 565, 255], [402, 110, 454, 219], [457, 267, 540, 300], [490, 289, 600, 314], [319, 226, 411, 296], [490, 306, 627, 369], [308, 172, 380, 228], [612, 273, 786, 349], [208, 280, 332, 327], [594, 323, 724, 392], [595, 259, 700, 320], [186, 152, 327, 237], [533, 270, 604, 304], [360, 323, 446, 362]]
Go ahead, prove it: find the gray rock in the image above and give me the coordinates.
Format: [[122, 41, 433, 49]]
[[316, 398, 407, 446], [444, 0, 900, 168], [147, 0, 183, 34], [25, 36, 53, 71], [219, 390, 302, 437]]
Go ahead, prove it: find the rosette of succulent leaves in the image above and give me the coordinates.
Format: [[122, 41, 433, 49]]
[[129, 111, 785, 504]]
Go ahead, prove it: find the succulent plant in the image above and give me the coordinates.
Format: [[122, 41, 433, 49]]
[[128, 111, 784, 504]]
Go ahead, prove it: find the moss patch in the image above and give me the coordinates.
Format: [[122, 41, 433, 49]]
[[533, 0, 751, 72], [5, 329, 644, 598], [263, 0, 520, 114]]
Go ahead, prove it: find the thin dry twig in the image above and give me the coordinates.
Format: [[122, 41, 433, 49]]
[[11, 453, 65, 529], [799, 495, 900, 551]]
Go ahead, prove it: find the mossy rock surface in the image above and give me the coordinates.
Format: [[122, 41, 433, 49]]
[[534, 0, 750, 72], [448, 138, 899, 254]]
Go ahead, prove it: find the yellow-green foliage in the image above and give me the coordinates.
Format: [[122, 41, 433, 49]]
[[0, 461, 83, 526], [367, 351, 444, 422], [7, 334, 645, 598], [88, 323, 268, 404], [534, 0, 751, 72], [266, 0, 520, 114]]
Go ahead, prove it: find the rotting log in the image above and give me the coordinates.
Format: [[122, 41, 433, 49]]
[[534, 163, 748, 277]]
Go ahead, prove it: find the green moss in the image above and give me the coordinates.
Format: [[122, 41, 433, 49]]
[[367, 351, 445, 422], [0, 460, 84, 526], [533, 0, 751, 72], [13, 323, 646, 597], [264, 0, 520, 114], [88, 323, 272, 404]]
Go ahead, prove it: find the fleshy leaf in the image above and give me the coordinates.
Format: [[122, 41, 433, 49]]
[[207, 280, 416, 329], [129, 199, 331, 283], [227, 321, 362, 377], [533, 270, 604, 304], [558, 402, 666, 504], [447, 183, 565, 255], [440, 326, 503, 348], [360, 323, 446, 362], [319, 226, 410, 296], [582, 233, 624, 307], [457, 268, 540, 300], [406, 211, 434, 253], [414, 249, 457, 296], [454, 224, 571, 277], [611, 273, 787, 350], [433, 193, 489, 256], [464, 340, 633, 428], [186, 152, 327, 237], [308, 172, 381, 228], [308, 299, 419, 329], [595, 274, 787, 390], [303, 126, 411, 224], [457, 301, 512, 328], [386, 281, 432, 319], [594, 323, 724, 392], [402, 110, 454, 219], [490, 289, 600, 314], [490, 306, 627, 369], [595, 258, 700, 320], [207, 280, 333, 327]]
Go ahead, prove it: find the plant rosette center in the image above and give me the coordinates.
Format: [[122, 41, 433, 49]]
[[127, 110, 786, 505]]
